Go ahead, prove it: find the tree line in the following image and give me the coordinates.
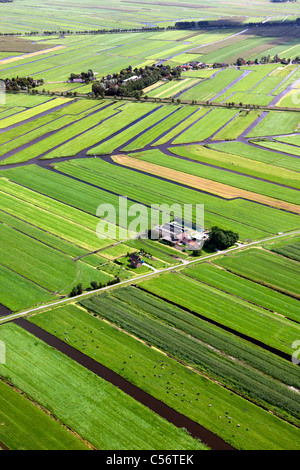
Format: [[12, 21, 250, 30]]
[[1, 76, 44, 91]]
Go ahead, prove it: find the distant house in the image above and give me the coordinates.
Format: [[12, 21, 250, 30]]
[[123, 75, 139, 83], [129, 253, 143, 268]]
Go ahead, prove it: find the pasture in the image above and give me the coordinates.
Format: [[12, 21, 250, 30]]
[[28, 301, 300, 450], [0, 19, 300, 453], [0, 323, 204, 450]]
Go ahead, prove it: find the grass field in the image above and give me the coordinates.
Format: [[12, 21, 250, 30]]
[[0, 323, 204, 450], [53, 157, 300, 239], [0, 379, 89, 450], [169, 145, 300, 188], [28, 301, 300, 450], [267, 237, 300, 263], [208, 141, 300, 172], [139, 270, 300, 355], [0, 21, 300, 452], [215, 248, 300, 298]]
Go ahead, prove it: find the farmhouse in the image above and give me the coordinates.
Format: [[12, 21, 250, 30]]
[[129, 253, 144, 268], [153, 221, 206, 251]]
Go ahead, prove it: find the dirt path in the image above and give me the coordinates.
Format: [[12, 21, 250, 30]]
[[112, 154, 300, 214]]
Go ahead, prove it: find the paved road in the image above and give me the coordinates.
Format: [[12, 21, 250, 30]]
[[1, 229, 299, 324]]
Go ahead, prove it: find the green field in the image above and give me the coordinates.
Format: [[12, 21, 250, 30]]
[[0, 323, 204, 450], [0, 379, 89, 450], [215, 248, 300, 297], [139, 270, 300, 355], [29, 302, 300, 450], [1, 16, 300, 452]]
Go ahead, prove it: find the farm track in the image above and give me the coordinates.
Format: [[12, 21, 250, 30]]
[[13, 317, 234, 451]]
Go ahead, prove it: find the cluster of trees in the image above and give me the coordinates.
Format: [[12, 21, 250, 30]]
[[2, 76, 43, 91], [212, 62, 229, 68], [92, 64, 181, 98], [69, 69, 95, 83], [69, 276, 121, 297], [236, 54, 298, 66], [205, 226, 239, 251]]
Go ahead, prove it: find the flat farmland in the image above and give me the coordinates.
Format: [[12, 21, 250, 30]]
[[0, 323, 203, 450], [267, 237, 300, 263], [215, 248, 300, 298], [208, 141, 300, 172], [184, 262, 300, 322], [172, 108, 238, 143], [78, 287, 300, 430], [0, 379, 89, 450], [252, 140, 300, 157], [0, 21, 300, 452], [212, 110, 261, 140], [113, 153, 300, 211], [0, 222, 112, 294], [28, 301, 300, 449], [247, 111, 300, 137], [169, 145, 300, 188], [139, 271, 300, 354], [0, 97, 72, 129], [53, 157, 300, 239]]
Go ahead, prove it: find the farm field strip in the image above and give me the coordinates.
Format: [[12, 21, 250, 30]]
[[247, 111, 300, 137], [268, 238, 300, 262], [0, 263, 57, 312], [183, 262, 300, 323], [112, 154, 300, 213], [43, 102, 160, 159], [176, 69, 244, 102], [0, 221, 112, 294], [27, 302, 300, 450], [172, 108, 238, 143], [215, 248, 300, 298], [169, 145, 300, 189], [252, 140, 300, 157], [121, 106, 199, 151], [85, 104, 173, 156], [0, 208, 98, 261], [275, 134, 300, 146], [139, 272, 300, 356], [0, 107, 27, 120], [53, 157, 300, 238], [0, 97, 73, 129], [79, 287, 300, 425], [212, 110, 261, 141], [0, 115, 80, 162], [0, 180, 121, 248], [154, 107, 208, 145], [1, 103, 119, 164], [208, 141, 300, 173], [146, 78, 200, 99]]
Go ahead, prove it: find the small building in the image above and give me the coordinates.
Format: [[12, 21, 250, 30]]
[[129, 253, 143, 269]]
